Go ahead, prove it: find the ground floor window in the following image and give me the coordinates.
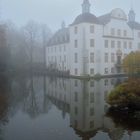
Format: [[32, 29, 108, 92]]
[[104, 68, 108, 74], [90, 68, 94, 75]]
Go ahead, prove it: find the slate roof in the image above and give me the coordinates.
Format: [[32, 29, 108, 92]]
[[47, 28, 70, 46], [98, 13, 111, 25], [71, 13, 100, 25]]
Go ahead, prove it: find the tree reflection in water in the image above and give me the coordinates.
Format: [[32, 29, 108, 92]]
[[0, 75, 10, 140], [107, 108, 140, 132]]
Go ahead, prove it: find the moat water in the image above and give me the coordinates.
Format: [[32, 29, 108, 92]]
[[0, 75, 140, 140]]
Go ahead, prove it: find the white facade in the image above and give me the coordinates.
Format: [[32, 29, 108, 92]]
[[46, 0, 140, 77]]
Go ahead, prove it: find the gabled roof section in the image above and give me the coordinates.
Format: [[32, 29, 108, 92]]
[[98, 8, 127, 25], [128, 21, 140, 30], [47, 28, 70, 46], [98, 13, 111, 25]]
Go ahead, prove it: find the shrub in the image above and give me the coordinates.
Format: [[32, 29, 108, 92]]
[[107, 78, 140, 108]]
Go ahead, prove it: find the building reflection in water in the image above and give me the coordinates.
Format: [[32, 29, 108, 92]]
[[46, 77, 133, 140], [0, 75, 139, 140]]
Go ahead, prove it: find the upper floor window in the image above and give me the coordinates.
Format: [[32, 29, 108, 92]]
[[117, 29, 121, 36], [124, 41, 127, 49], [90, 39, 94, 47], [74, 26, 78, 34], [74, 53, 78, 63], [90, 92, 94, 103], [90, 53, 94, 63], [105, 40, 108, 48], [74, 40, 78, 48], [90, 25, 94, 33], [117, 41, 121, 48], [111, 40, 115, 48], [111, 28, 115, 36], [123, 30, 127, 37]]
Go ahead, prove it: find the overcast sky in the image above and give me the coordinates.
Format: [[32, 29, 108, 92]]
[[0, 0, 139, 31]]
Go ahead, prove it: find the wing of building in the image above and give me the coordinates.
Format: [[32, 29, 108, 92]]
[[46, 0, 140, 77]]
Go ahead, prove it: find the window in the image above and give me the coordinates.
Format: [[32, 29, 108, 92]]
[[117, 41, 121, 48], [59, 46, 61, 52], [104, 79, 109, 86], [74, 53, 78, 63], [74, 26, 78, 34], [64, 45, 66, 51], [64, 55, 66, 62], [104, 91, 108, 100], [75, 68, 78, 75], [111, 40, 115, 48], [90, 121, 94, 128], [90, 53, 94, 63], [74, 120, 78, 128], [105, 53, 108, 63], [90, 81, 94, 87], [74, 107, 78, 115], [124, 30, 127, 37], [111, 28, 115, 36], [138, 43, 140, 49], [138, 32, 140, 38], [129, 42, 132, 49], [105, 40, 108, 48], [75, 80, 78, 87], [55, 56, 57, 63], [111, 67, 115, 74], [74, 92, 78, 102], [111, 53, 115, 63], [74, 40, 78, 48], [90, 108, 94, 116], [60, 56, 61, 62], [90, 25, 94, 33], [90, 39, 94, 47], [117, 29, 121, 36], [104, 68, 108, 74], [90, 92, 94, 103], [124, 41, 127, 49], [90, 68, 94, 75], [111, 79, 115, 85]]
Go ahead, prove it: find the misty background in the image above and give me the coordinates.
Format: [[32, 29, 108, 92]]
[[0, 0, 139, 31]]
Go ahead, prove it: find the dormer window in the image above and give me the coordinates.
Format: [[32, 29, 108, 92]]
[[74, 26, 78, 34], [90, 25, 94, 33]]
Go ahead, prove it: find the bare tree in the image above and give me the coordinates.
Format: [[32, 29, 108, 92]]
[[23, 20, 38, 73]]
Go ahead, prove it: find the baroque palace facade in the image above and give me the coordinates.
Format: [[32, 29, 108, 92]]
[[46, 0, 140, 77]]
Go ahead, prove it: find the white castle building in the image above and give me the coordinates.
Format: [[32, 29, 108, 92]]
[[46, 0, 140, 77]]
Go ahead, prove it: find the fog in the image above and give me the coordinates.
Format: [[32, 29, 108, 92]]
[[1, 0, 140, 31]]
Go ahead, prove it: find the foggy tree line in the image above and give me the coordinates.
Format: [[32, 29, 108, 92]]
[[0, 20, 52, 74]]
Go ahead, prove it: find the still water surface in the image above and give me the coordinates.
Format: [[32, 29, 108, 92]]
[[0, 76, 140, 140]]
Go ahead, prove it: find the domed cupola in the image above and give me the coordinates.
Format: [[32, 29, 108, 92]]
[[128, 8, 135, 22]]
